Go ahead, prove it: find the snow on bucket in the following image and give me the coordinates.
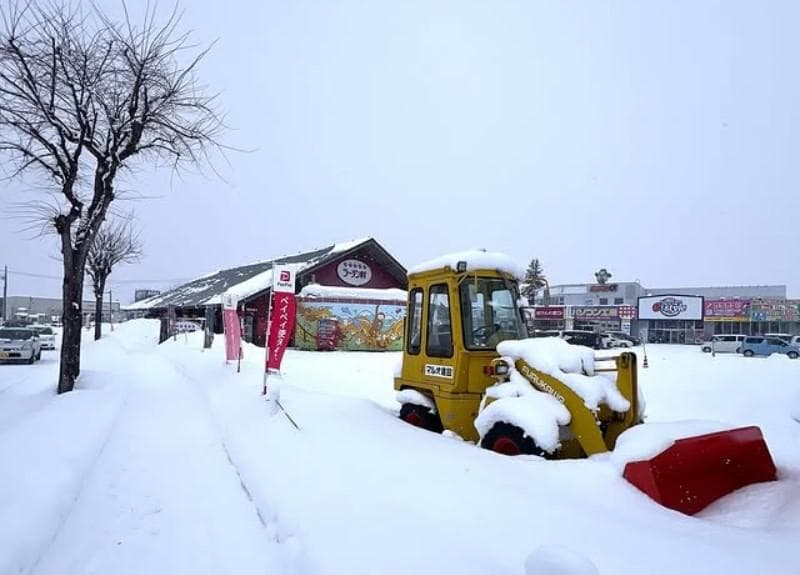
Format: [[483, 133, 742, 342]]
[[623, 426, 777, 515]]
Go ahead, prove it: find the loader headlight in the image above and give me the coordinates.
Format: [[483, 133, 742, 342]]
[[493, 359, 510, 376]]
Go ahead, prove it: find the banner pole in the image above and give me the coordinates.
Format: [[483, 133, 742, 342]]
[[263, 288, 274, 396]]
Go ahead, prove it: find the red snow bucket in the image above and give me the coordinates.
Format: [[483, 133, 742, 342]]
[[623, 426, 777, 515]]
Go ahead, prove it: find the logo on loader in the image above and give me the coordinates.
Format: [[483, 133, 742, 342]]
[[520, 365, 565, 403], [425, 364, 454, 379]]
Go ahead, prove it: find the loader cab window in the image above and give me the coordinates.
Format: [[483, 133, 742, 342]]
[[426, 284, 453, 357], [460, 276, 527, 350], [407, 288, 423, 355]]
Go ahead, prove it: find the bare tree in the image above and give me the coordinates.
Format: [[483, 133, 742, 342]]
[[0, 2, 223, 393], [86, 217, 141, 341]]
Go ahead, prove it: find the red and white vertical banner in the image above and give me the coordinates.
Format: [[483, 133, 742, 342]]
[[222, 292, 242, 362], [266, 265, 297, 373]]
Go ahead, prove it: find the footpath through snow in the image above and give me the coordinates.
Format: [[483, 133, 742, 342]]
[[0, 322, 286, 575], [1, 321, 799, 575]]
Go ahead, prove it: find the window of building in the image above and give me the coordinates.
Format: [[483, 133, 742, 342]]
[[599, 298, 608, 305], [614, 297, 624, 305], [426, 284, 453, 357], [407, 288, 423, 355]]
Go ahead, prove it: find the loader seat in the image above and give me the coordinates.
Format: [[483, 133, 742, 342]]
[[427, 325, 453, 357]]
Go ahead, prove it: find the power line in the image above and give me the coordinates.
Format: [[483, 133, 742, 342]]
[[7, 269, 191, 284]]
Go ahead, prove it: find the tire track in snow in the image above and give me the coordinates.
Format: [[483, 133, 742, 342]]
[[27, 387, 128, 575], [164, 350, 308, 572]]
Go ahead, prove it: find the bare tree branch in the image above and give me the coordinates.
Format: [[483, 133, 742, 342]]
[[86, 214, 142, 340], [0, 0, 225, 392]]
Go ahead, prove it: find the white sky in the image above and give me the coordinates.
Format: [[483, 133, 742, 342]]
[[2, 0, 799, 301]]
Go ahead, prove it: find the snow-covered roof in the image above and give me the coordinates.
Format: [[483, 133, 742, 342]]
[[409, 250, 526, 280], [126, 238, 406, 310], [299, 284, 406, 301]]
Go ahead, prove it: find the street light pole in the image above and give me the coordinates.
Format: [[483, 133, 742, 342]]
[[2, 265, 7, 323]]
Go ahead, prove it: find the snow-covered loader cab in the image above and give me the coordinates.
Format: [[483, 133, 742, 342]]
[[394, 251, 777, 515], [393, 256, 640, 457]]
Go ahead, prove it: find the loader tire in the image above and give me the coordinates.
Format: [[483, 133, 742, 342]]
[[480, 422, 546, 457], [399, 403, 443, 433]]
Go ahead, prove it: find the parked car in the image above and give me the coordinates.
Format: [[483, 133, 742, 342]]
[[0, 327, 42, 364], [29, 325, 56, 350], [700, 334, 747, 354], [600, 333, 632, 348], [791, 335, 800, 348], [606, 331, 641, 346], [764, 332, 792, 343], [536, 329, 604, 350], [741, 336, 799, 359]]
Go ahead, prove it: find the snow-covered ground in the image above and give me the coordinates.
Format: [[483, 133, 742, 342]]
[[1, 321, 798, 574]]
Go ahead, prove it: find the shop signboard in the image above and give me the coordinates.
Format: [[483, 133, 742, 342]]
[[748, 299, 800, 322], [533, 306, 565, 320], [589, 284, 618, 292], [618, 305, 637, 319], [637, 295, 704, 321], [266, 265, 298, 371], [337, 259, 373, 286], [704, 299, 751, 322], [573, 306, 619, 319]]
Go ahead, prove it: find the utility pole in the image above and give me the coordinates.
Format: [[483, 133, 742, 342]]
[[2, 265, 7, 323], [108, 289, 114, 332]]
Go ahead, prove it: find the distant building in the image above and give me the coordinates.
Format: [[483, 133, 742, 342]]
[[3, 295, 121, 325], [530, 280, 797, 343]]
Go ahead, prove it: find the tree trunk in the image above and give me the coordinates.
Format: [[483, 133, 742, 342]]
[[94, 278, 106, 341], [58, 250, 87, 394]]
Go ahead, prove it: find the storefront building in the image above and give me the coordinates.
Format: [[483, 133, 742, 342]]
[[523, 306, 566, 332], [705, 298, 800, 336], [536, 279, 798, 343], [126, 237, 408, 350], [636, 294, 705, 344]]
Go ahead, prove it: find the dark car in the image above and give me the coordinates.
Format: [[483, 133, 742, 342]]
[[536, 329, 603, 349], [563, 330, 604, 350]]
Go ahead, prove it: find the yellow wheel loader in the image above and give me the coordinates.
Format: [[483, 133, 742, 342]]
[[394, 252, 777, 514]]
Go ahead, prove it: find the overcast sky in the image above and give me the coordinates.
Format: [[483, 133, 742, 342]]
[[2, 0, 799, 301]]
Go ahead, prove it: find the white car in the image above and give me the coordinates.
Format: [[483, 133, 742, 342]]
[[764, 332, 792, 343], [601, 333, 632, 348], [30, 325, 56, 350], [700, 334, 747, 353], [0, 327, 42, 364]]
